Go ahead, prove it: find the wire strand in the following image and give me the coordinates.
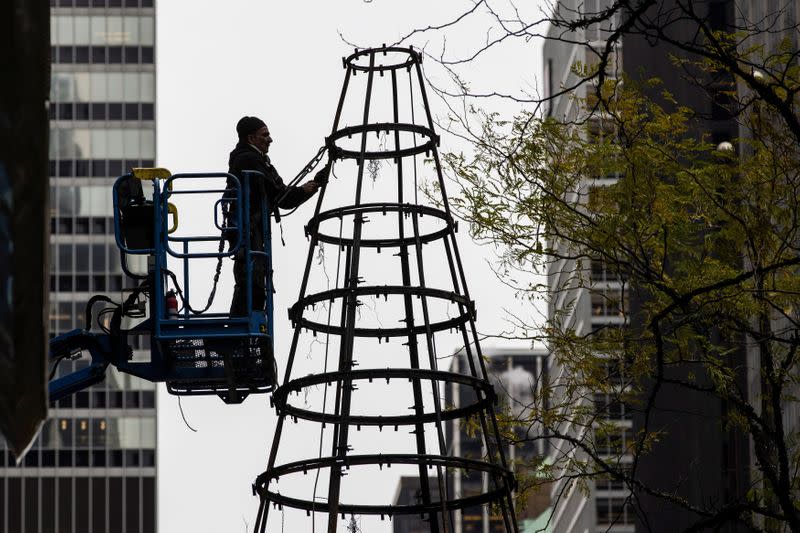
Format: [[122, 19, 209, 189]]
[[311, 213, 344, 533], [177, 396, 198, 432]]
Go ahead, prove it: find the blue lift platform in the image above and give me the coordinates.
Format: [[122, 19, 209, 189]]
[[48, 168, 276, 404]]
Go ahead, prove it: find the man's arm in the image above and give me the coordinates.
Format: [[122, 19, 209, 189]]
[[270, 162, 328, 210]]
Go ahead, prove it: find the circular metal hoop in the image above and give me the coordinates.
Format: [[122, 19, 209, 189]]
[[344, 46, 422, 73], [289, 285, 474, 338], [327, 122, 438, 161], [255, 453, 514, 517], [307, 203, 455, 249], [273, 368, 496, 426]]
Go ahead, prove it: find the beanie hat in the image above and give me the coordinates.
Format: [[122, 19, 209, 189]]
[[236, 116, 266, 140]]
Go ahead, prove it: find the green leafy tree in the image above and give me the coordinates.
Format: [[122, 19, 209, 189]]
[[443, 73, 800, 529]]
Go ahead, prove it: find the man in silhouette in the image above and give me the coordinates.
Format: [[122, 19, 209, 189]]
[[226, 116, 328, 316]]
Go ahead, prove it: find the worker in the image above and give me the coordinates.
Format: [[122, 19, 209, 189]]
[[225, 116, 329, 316]]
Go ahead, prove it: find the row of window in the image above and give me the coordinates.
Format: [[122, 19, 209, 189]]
[[590, 260, 627, 282], [52, 216, 114, 235], [51, 128, 155, 160], [52, 16, 154, 47], [51, 274, 129, 295], [52, 242, 118, 273], [52, 72, 155, 103], [596, 496, 635, 525], [595, 426, 633, 455], [50, 389, 154, 410], [50, 159, 155, 177], [6, 448, 155, 468], [37, 417, 155, 450], [596, 476, 628, 492], [590, 323, 628, 342], [51, 0, 153, 7], [594, 393, 633, 421], [0, 476, 155, 533], [50, 102, 154, 121], [52, 45, 154, 64]]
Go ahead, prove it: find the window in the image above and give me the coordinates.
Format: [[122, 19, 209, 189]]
[[58, 244, 72, 272], [76, 243, 90, 272], [92, 391, 107, 408], [124, 46, 140, 63], [92, 450, 106, 467], [108, 102, 123, 120], [57, 217, 73, 233], [125, 102, 139, 120], [75, 217, 90, 233], [594, 393, 633, 421], [590, 259, 628, 283], [596, 497, 635, 525], [76, 450, 90, 466], [108, 46, 123, 63], [25, 450, 39, 467], [74, 102, 89, 120], [596, 426, 633, 455], [75, 46, 90, 63], [93, 275, 106, 291], [92, 46, 107, 63], [141, 46, 154, 63], [58, 418, 73, 447], [142, 102, 154, 120], [590, 287, 628, 318], [92, 243, 106, 270], [142, 448, 156, 466], [92, 478, 107, 531]]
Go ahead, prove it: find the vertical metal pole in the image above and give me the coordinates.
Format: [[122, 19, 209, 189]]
[[331, 66, 353, 135], [391, 68, 442, 533], [182, 241, 189, 317], [257, 149, 334, 533], [243, 173, 253, 315], [326, 50, 376, 533], [409, 210, 454, 532], [153, 182, 164, 335], [264, 196, 274, 338], [442, 236, 518, 532], [413, 55, 518, 533]]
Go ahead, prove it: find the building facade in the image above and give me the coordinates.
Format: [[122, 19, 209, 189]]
[[445, 348, 550, 533], [1, 1, 157, 531], [543, 3, 634, 531], [542, 1, 753, 532]]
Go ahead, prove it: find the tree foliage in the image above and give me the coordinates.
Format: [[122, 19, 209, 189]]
[[445, 75, 800, 529], [397, 1, 800, 531]]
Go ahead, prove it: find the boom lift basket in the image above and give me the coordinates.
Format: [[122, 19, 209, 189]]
[[48, 168, 277, 405]]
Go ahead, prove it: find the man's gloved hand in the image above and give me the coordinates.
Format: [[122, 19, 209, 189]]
[[301, 181, 320, 194], [313, 162, 331, 185]]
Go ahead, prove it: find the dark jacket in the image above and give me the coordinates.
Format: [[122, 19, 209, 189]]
[[224, 142, 313, 248]]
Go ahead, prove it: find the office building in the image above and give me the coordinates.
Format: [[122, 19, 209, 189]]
[[1, 1, 157, 532], [396, 348, 549, 533], [542, 1, 750, 532]]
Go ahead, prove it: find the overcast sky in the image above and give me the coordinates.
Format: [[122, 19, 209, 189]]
[[156, 2, 546, 531]]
